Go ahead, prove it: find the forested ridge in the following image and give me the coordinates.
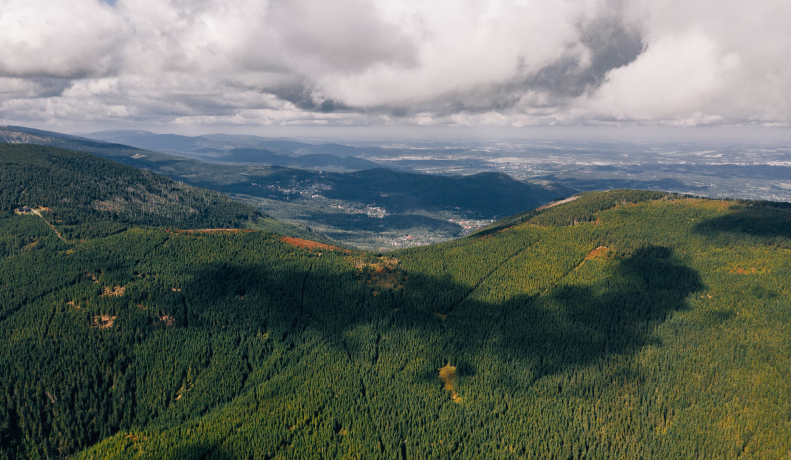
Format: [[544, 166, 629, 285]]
[[0, 144, 324, 242], [0, 147, 790, 459]]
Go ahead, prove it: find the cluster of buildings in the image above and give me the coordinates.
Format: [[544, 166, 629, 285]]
[[447, 218, 493, 235]]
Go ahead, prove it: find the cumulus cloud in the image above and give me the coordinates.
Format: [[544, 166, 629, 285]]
[[0, 0, 124, 78], [575, 0, 791, 125], [0, 0, 788, 130]]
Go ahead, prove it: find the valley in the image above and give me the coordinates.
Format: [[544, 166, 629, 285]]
[[0, 127, 568, 250]]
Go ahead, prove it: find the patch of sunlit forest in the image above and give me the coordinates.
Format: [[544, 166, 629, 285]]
[[1, 147, 790, 459]]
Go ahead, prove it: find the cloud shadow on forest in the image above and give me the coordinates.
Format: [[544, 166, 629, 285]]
[[693, 203, 791, 241], [63, 241, 702, 459], [176, 244, 702, 390]]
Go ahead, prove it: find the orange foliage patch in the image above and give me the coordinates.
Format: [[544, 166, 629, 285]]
[[585, 246, 609, 260], [438, 364, 462, 403], [281, 237, 347, 252], [731, 267, 758, 274], [124, 434, 147, 442]]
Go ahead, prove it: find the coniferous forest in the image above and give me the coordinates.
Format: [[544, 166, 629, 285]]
[[1, 144, 790, 459]]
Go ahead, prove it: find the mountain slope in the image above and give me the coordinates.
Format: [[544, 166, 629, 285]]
[[1, 188, 789, 459]]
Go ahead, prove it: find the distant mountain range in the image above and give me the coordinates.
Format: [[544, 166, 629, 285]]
[[81, 129, 387, 171], [223, 148, 380, 170], [0, 126, 385, 172]]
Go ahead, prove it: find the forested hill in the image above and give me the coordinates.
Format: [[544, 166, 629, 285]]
[[318, 168, 562, 217], [1, 187, 789, 459], [0, 144, 318, 240]]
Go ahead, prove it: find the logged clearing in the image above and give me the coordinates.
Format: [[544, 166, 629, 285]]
[[438, 364, 461, 403], [158, 315, 175, 327], [354, 258, 399, 271], [281, 237, 346, 252], [102, 286, 125, 297], [93, 315, 116, 329], [356, 257, 405, 290]]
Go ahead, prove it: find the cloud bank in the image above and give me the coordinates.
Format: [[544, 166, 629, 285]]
[[0, 0, 789, 130]]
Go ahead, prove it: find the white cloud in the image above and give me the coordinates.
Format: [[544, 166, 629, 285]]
[[0, 0, 125, 78], [0, 0, 789, 129], [316, 0, 588, 107], [580, 32, 741, 122]]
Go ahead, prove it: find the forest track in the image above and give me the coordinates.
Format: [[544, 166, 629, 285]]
[[564, 245, 609, 276], [357, 375, 387, 455], [31, 210, 66, 242], [445, 240, 539, 315], [541, 245, 607, 295]]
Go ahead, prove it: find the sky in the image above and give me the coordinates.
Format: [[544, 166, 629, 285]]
[[0, 0, 790, 137]]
